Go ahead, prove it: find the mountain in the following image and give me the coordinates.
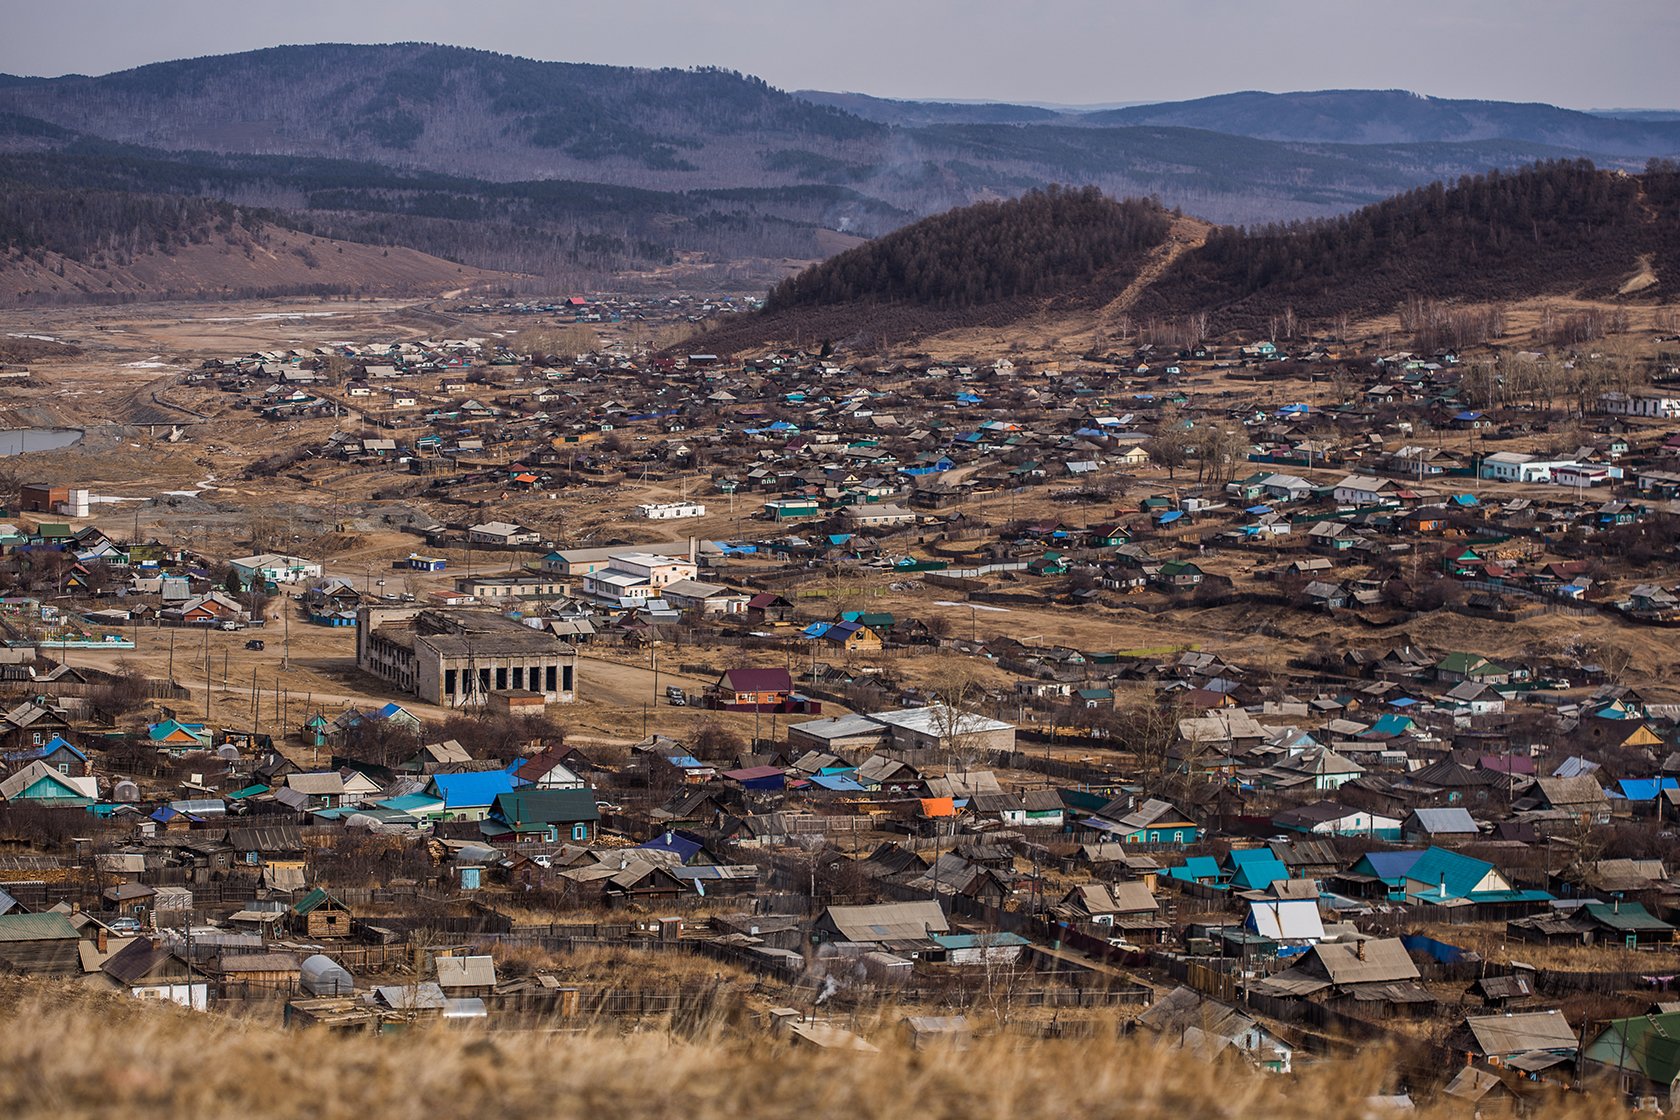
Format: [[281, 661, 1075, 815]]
[[0, 44, 881, 182], [700, 161, 1680, 352], [1082, 90, 1680, 157], [7, 46, 1680, 297], [1, 46, 1672, 229]]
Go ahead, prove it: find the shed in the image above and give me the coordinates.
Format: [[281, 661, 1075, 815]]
[[288, 888, 353, 939], [0, 912, 80, 975]]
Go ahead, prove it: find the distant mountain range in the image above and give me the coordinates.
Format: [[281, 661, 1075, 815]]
[[1, 45, 1678, 302], [798, 88, 1680, 156]]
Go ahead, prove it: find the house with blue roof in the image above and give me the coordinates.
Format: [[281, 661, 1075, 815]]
[[3, 735, 88, 776], [635, 829, 710, 864], [805, 773, 867, 793], [1613, 777, 1679, 814], [1341, 850, 1425, 900], [427, 771, 516, 822]]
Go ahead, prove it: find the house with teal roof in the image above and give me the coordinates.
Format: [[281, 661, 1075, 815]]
[[146, 719, 212, 753], [378, 792, 447, 818], [1163, 855, 1224, 886], [1228, 854, 1293, 892], [1401, 847, 1550, 908]]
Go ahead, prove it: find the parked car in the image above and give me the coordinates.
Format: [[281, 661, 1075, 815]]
[[107, 917, 143, 935], [665, 686, 686, 706], [245, 639, 265, 651]]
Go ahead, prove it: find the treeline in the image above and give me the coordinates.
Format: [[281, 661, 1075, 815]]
[[764, 186, 1172, 311], [0, 145, 884, 284], [1137, 160, 1659, 325]]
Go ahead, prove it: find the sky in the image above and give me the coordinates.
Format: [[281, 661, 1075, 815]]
[[1, 0, 1677, 110]]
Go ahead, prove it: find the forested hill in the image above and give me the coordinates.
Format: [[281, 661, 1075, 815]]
[[0, 44, 879, 178], [701, 161, 1680, 352], [765, 187, 1172, 311], [1132, 159, 1680, 323], [1082, 91, 1680, 156]]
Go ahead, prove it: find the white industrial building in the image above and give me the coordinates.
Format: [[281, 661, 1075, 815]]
[[637, 501, 706, 520], [1479, 452, 1577, 483]]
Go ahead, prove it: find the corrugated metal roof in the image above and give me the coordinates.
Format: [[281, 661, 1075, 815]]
[[0, 912, 77, 941]]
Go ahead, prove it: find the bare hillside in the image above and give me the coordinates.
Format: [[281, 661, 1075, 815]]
[[0, 220, 517, 306]]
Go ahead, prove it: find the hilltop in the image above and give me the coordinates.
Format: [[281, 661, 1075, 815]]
[[699, 160, 1680, 352], [1082, 89, 1680, 155]]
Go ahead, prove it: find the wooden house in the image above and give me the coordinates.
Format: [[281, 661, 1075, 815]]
[[288, 888, 353, 939]]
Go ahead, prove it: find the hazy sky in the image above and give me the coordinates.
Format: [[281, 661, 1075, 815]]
[[2, 0, 1676, 109]]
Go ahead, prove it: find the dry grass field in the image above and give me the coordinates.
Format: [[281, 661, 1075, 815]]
[[0, 978, 1634, 1120]]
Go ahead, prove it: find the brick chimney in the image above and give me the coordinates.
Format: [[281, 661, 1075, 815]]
[[96, 927, 107, 954]]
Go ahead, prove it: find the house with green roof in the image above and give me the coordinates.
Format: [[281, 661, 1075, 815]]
[[0, 912, 81, 974], [481, 789, 599, 844], [1580, 901, 1677, 948], [288, 888, 352, 939], [1435, 653, 1512, 685], [1583, 1011, 1680, 1106]]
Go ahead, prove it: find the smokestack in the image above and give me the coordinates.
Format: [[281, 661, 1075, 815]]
[[1440, 874, 1448, 899]]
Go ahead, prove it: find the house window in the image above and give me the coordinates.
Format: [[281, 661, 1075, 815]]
[[496, 668, 508, 691], [572, 823, 589, 841], [547, 666, 559, 692], [512, 667, 524, 689], [444, 669, 457, 696], [1173, 831, 1185, 843]]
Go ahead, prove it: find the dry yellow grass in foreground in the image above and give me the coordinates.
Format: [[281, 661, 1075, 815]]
[[0, 980, 1636, 1120]]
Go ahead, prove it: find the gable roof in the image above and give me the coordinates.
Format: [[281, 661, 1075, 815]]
[[821, 901, 949, 942], [1247, 898, 1326, 942], [491, 789, 600, 829]]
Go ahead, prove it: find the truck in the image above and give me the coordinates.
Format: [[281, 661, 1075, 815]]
[[665, 686, 687, 706]]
